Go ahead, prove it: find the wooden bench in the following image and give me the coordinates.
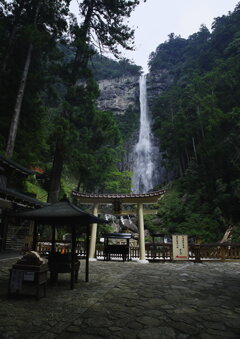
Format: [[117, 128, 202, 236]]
[[48, 252, 80, 283]]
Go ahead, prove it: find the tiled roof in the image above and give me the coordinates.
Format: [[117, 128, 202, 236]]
[[0, 187, 47, 208], [0, 154, 35, 176], [72, 189, 166, 204]]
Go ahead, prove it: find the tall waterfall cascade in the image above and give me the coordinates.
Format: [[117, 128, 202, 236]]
[[132, 75, 161, 193]]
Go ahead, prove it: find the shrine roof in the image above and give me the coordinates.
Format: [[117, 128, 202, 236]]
[[0, 154, 35, 176], [0, 187, 47, 209], [72, 189, 166, 204]]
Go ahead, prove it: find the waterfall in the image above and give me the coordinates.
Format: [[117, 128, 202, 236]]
[[132, 75, 160, 193]]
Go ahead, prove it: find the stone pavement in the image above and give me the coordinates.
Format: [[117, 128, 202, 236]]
[[0, 257, 240, 338]]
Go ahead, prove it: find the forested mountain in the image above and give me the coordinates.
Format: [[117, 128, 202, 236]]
[[90, 54, 141, 80], [0, 0, 141, 201], [149, 3, 240, 241], [1, 0, 239, 242]]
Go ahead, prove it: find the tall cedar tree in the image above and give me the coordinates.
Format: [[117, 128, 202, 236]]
[[1, 0, 70, 157], [48, 0, 141, 202]]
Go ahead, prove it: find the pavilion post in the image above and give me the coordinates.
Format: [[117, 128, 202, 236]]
[[137, 203, 147, 262], [32, 221, 38, 251], [71, 224, 76, 290], [51, 225, 56, 253], [0, 215, 7, 251], [50, 224, 57, 283], [89, 203, 99, 260], [85, 224, 90, 282]]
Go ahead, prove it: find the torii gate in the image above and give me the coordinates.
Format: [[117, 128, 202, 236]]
[[72, 190, 165, 263]]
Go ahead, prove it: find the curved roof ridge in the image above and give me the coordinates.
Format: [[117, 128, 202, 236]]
[[72, 189, 166, 204], [72, 189, 166, 198]]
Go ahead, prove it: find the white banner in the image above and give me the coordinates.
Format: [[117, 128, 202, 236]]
[[172, 234, 189, 260]]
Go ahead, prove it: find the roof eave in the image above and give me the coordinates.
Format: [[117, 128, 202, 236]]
[[72, 190, 166, 204]]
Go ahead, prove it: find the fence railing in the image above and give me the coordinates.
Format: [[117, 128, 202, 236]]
[[36, 241, 240, 261]]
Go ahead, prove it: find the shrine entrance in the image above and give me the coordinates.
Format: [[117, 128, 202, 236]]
[[72, 190, 165, 263]]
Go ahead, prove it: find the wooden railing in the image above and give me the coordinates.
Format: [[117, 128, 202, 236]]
[[145, 244, 172, 260], [199, 243, 240, 261], [36, 241, 240, 261], [37, 241, 86, 257]]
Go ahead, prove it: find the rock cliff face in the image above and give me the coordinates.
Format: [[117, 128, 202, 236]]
[[97, 70, 172, 117], [146, 69, 173, 110], [97, 75, 140, 115], [97, 74, 140, 173]]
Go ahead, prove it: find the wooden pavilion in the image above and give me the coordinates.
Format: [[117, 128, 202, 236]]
[[72, 189, 165, 263], [14, 200, 108, 289]]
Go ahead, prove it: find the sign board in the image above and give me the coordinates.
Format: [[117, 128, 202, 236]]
[[24, 271, 35, 281], [172, 234, 189, 260]]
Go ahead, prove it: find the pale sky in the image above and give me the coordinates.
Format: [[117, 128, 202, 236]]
[[70, 0, 239, 73]]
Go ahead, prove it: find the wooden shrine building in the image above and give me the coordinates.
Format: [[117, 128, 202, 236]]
[[0, 154, 46, 252]]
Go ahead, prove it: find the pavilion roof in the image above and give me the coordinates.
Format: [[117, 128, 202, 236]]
[[72, 189, 166, 204], [15, 201, 108, 226]]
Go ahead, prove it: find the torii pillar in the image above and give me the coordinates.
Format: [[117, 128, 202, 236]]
[[137, 203, 148, 263], [89, 203, 99, 261]]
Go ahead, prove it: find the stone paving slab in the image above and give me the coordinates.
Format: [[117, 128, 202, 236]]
[[0, 258, 240, 338]]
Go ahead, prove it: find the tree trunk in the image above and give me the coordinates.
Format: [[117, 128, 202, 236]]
[[197, 105, 205, 140], [178, 157, 183, 177], [220, 225, 233, 243], [5, 0, 41, 157], [6, 43, 33, 157], [47, 139, 64, 203], [73, 4, 94, 75], [48, 4, 94, 200], [192, 136, 198, 161], [185, 146, 190, 166]]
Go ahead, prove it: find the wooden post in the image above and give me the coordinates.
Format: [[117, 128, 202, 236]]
[[194, 237, 202, 263], [71, 224, 76, 290], [89, 203, 99, 259], [50, 224, 57, 283], [137, 203, 148, 262], [51, 225, 56, 253], [86, 225, 90, 282], [1, 215, 8, 251], [221, 244, 226, 262], [32, 222, 38, 251]]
